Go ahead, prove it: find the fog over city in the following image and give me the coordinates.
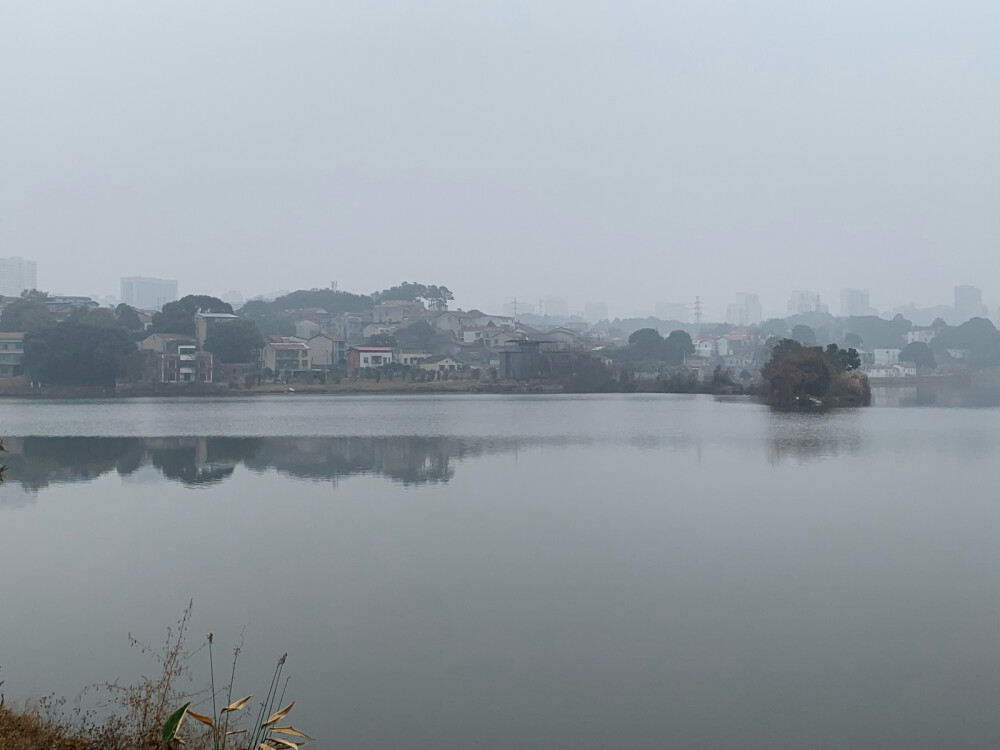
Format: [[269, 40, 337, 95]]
[[1, 1, 997, 319]]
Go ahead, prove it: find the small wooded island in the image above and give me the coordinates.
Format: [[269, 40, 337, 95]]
[[763, 339, 871, 409]]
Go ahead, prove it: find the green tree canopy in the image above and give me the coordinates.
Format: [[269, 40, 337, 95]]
[[930, 317, 1000, 365], [239, 299, 296, 337], [270, 288, 373, 315], [23, 322, 135, 386], [791, 324, 817, 346], [151, 295, 233, 335], [204, 319, 265, 363], [115, 303, 144, 331], [375, 282, 454, 308], [0, 297, 54, 333], [395, 320, 449, 352], [845, 315, 910, 349], [365, 333, 399, 347], [899, 341, 936, 370]]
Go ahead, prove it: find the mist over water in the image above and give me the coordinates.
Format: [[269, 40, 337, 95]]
[[1, 395, 998, 749]]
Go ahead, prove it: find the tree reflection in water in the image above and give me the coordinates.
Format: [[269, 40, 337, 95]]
[[0, 435, 517, 491]]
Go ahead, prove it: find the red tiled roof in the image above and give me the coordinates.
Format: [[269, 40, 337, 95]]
[[269, 343, 308, 350], [350, 346, 394, 352], [0, 332, 24, 339]]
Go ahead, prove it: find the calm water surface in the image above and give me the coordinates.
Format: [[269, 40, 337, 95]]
[[1, 394, 998, 749]]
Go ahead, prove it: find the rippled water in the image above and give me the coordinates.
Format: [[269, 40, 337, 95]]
[[1, 394, 998, 749]]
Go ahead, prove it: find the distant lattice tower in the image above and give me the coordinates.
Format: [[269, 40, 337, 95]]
[[692, 296, 703, 325]]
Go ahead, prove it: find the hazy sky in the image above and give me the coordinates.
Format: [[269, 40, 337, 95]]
[[1, 1, 997, 319]]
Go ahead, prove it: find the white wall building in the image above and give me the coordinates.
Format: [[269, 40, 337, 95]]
[[121, 277, 178, 311], [0, 256, 38, 297], [873, 348, 901, 365]]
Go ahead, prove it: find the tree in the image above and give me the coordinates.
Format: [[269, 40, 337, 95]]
[[375, 282, 454, 309], [627, 328, 665, 359], [763, 339, 869, 408], [365, 333, 398, 348], [791, 324, 817, 346], [825, 343, 861, 371], [151, 295, 233, 335], [663, 330, 694, 364], [0, 297, 54, 333], [395, 320, 449, 352], [23, 322, 135, 386], [204, 319, 264, 363], [899, 341, 936, 370], [844, 332, 863, 348], [115, 303, 144, 331], [929, 317, 1000, 365]]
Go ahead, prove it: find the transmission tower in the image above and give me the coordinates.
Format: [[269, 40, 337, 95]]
[[693, 296, 703, 325]]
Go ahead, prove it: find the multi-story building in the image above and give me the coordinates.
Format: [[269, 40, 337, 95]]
[[787, 290, 828, 316], [137, 334, 213, 383], [120, 277, 178, 311], [840, 288, 873, 317], [261, 341, 312, 377], [0, 332, 25, 378], [725, 293, 762, 327], [954, 285, 987, 323], [346, 346, 394, 373], [0, 257, 37, 298]]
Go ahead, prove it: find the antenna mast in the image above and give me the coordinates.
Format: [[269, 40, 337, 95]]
[[693, 296, 703, 326]]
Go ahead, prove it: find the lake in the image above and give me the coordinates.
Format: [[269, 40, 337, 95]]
[[1, 394, 998, 749]]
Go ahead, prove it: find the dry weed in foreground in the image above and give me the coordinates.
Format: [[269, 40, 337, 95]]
[[163, 638, 313, 750], [1, 603, 310, 750]]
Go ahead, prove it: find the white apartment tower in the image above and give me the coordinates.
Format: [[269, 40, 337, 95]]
[[120, 277, 178, 311], [726, 292, 762, 327], [0, 256, 38, 297]]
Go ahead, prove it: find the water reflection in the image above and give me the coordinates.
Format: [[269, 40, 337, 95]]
[[0, 436, 521, 493]]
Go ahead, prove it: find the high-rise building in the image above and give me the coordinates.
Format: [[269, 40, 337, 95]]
[[954, 285, 987, 322], [787, 290, 828, 316], [542, 298, 568, 318], [840, 288, 873, 317], [584, 301, 609, 322], [725, 292, 762, 327], [120, 277, 178, 311], [0, 256, 38, 298]]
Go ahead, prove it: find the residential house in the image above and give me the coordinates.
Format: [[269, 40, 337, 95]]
[[307, 334, 347, 367], [906, 327, 937, 345], [194, 311, 240, 347], [140, 333, 197, 354], [261, 341, 312, 377], [137, 337, 213, 383], [373, 300, 425, 324], [45, 296, 100, 321], [295, 319, 322, 340], [417, 355, 465, 375], [0, 332, 25, 378], [362, 323, 396, 339], [398, 350, 432, 366], [346, 346, 394, 373], [873, 348, 901, 365], [864, 362, 916, 378]]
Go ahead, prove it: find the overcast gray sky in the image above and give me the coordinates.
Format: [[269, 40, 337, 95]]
[[1, 0, 997, 319]]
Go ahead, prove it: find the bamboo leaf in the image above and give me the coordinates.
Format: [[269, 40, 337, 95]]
[[271, 727, 314, 740], [221, 695, 253, 713], [162, 702, 190, 743], [269, 739, 301, 749], [261, 701, 294, 727], [186, 709, 214, 727]]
